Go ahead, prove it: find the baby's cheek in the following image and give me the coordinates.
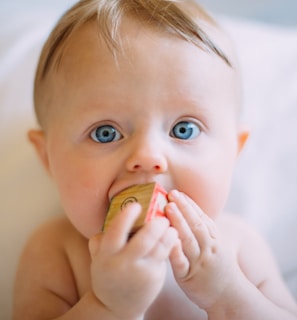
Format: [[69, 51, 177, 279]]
[[62, 190, 108, 238], [180, 180, 228, 219]]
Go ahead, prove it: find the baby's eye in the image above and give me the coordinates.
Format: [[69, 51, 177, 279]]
[[171, 121, 201, 140], [90, 125, 122, 143]]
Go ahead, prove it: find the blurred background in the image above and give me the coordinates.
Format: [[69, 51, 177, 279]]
[[1, 0, 297, 25], [200, 0, 297, 25]]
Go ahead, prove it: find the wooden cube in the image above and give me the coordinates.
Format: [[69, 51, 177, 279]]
[[103, 182, 168, 235]]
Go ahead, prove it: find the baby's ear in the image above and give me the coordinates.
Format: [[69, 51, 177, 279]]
[[27, 129, 51, 175], [237, 125, 250, 155]]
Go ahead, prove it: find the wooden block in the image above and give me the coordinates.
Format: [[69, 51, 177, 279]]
[[103, 182, 168, 235]]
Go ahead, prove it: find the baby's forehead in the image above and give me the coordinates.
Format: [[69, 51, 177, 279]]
[[57, 19, 239, 103], [60, 18, 239, 93], [34, 1, 240, 127], [60, 16, 235, 73], [39, 3, 232, 82]]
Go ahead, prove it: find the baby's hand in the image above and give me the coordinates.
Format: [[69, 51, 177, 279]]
[[89, 203, 178, 319], [166, 190, 238, 310]]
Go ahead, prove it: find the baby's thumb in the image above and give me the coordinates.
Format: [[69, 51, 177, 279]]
[[88, 233, 103, 258]]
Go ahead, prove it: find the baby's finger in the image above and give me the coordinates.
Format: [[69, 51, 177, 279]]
[[168, 190, 204, 225], [100, 203, 142, 255], [179, 191, 218, 240], [166, 201, 201, 262], [146, 226, 179, 262], [126, 217, 172, 259], [89, 232, 104, 258], [167, 190, 215, 259]]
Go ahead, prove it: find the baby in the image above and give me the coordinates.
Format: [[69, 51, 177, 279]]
[[13, 0, 297, 319]]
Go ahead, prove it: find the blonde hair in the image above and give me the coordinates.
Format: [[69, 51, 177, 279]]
[[34, 0, 231, 126]]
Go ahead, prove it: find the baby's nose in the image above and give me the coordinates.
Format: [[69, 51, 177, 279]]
[[126, 140, 168, 173]]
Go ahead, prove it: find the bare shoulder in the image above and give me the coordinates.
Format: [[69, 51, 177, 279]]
[[218, 213, 297, 310], [24, 215, 82, 245], [217, 212, 277, 282], [13, 216, 90, 319], [216, 212, 255, 237]]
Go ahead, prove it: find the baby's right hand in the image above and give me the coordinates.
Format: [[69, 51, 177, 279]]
[[89, 203, 178, 319]]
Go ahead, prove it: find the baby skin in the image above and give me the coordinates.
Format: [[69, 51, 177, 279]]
[[13, 11, 297, 320]]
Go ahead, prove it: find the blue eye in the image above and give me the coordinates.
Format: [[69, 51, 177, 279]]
[[171, 121, 201, 140], [90, 125, 122, 143]]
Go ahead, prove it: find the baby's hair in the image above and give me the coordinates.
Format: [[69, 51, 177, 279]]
[[34, 0, 231, 127]]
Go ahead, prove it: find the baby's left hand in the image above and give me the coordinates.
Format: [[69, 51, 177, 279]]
[[166, 190, 239, 310]]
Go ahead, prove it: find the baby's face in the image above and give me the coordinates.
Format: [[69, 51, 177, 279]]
[[40, 19, 246, 238]]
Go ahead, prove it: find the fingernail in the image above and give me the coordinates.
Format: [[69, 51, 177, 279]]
[[169, 190, 179, 201]]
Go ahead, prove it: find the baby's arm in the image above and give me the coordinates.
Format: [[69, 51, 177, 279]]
[[167, 190, 297, 320], [13, 205, 178, 320], [13, 218, 118, 320]]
